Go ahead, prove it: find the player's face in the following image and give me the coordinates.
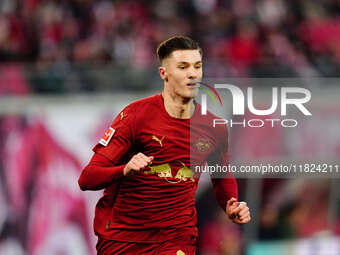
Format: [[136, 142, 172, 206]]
[[162, 49, 202, 99]]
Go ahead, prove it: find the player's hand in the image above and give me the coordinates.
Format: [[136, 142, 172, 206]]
[[123, 153, 154, 176], [226, 198, 251, 224]]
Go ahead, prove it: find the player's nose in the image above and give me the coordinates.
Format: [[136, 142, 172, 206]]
[[187, 67, 198, 79]]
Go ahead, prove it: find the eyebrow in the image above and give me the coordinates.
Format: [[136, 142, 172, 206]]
[[177, 61, 202, 65]]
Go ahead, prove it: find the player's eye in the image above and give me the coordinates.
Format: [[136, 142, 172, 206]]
[[178, 66, 186, 70], [195, 65, 202, 69]]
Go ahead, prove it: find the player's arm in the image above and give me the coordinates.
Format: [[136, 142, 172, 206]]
[[78, 153, 125, 190], [78, 152, 153, 191], [208, 129, 251, 224], [208, 155, 238, 215], [78, 105, 152, 191], [209, 155, 251, 224]]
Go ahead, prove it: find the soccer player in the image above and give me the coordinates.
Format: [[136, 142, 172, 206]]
[[78, 36, 251, 255]]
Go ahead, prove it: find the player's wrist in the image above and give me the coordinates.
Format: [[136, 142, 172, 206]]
[[123, 164, 130, 176]]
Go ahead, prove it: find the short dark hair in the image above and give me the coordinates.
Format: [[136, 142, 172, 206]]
[[156, 36, 202, 63]]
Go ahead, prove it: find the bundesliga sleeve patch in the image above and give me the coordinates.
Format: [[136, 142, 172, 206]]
[[99, 127, 115, 146]]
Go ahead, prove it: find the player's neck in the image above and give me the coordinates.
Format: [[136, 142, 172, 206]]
[[162, 91, 195, 119]]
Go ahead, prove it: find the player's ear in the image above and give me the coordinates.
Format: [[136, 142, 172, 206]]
[[159, 66, 168, 82]]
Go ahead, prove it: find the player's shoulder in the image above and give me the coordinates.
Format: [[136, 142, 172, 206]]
[[194, 102, 221, 121], [125, 93, 161, 111], [111, 94, 160, 127], [194, 102, 228, 134]]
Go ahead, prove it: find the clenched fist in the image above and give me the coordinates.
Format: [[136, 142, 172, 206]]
[[226, 198, 251, 224], [123, 152, 154, 176]]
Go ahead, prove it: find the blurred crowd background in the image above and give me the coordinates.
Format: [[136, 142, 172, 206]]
[[1, 0, 340, 255], [1, 0, 340, 94]]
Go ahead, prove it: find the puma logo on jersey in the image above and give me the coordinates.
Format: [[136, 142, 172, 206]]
[[152, 135, 165, 147], [105, 220, 111, 230], [120, 112, 126, 120]]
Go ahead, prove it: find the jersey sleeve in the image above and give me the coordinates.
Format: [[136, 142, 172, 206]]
[[78, 104, 135, 191], [209, 126, 238, 211], [93, 104, 135, 163], [78, 153, 125, 190]]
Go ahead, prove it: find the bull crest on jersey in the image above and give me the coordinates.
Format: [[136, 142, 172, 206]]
[[195, 138, 211, 154]]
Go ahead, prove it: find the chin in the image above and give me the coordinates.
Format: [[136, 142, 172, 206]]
[[188, 88, 199, 98], [175, 88, 199, 100]]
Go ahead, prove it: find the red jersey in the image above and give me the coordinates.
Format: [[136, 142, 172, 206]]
[[78, 94, 238, 243]]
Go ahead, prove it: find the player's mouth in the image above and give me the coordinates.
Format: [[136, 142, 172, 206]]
[[186, 82, 200, 88]]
